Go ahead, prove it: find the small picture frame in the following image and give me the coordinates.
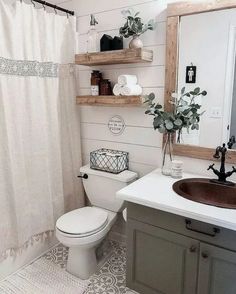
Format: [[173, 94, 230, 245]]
[[186, 65, 197, 83]]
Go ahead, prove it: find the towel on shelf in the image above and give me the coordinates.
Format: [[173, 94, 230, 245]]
[[118, 75, 138, 86], [113, 83, 123, 96], [120, 84, 142, 96]]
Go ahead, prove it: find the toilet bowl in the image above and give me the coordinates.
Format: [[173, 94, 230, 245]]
[[56, 206, 117, 279], [56, 165, 138, 279]]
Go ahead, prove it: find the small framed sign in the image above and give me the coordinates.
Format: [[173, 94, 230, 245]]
[[186, 65, 197, 83], [108, 115, 125, 135]]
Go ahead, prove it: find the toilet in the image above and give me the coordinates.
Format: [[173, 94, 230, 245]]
[[56, 164, 137, 279]]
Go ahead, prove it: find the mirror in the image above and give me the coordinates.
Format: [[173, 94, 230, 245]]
[[165, 1, 236, 162], [177, 8, 236, 150]]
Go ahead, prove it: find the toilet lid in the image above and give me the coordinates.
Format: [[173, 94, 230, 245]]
[[56, 207, 108, 236]]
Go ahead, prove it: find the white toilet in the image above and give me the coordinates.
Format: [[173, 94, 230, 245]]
[[56, 164, 137, 279]]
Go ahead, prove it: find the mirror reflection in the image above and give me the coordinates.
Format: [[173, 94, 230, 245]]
[[177, 8, 236, 150]]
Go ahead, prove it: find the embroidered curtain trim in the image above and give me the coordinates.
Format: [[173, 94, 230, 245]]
[[0, 230, 55, 262], [0, 57, 58, 77]]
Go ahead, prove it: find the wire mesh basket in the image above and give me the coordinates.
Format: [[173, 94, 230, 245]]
[[90, 148, 129, 174]]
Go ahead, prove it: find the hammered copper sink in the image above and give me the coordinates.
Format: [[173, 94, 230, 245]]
[[173, 178, 236, 209]]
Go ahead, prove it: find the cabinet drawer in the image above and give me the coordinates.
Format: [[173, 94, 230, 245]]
[[127, 202, 236, 252]]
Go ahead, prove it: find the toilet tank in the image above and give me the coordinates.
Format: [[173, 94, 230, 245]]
[[80, 165, 138, 212]]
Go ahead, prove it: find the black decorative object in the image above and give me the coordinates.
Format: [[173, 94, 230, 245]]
[[100, 35, 124, 51], [208, 143, 236, 186], [186, 65, 197, 83], [112, 36, 123, 50], [100, 34, 113, 52], [90, 148, 129, 174], [227, 135, 236, 149]]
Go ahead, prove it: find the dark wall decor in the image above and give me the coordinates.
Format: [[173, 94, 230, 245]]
[[186, 65, 197, 83]]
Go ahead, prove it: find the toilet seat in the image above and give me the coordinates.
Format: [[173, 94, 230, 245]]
[[56, 207, 108, 237]]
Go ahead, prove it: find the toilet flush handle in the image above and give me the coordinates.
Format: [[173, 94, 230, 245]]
[[77, 174, 88, 179]]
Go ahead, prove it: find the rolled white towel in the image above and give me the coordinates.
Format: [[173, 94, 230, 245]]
[[120, 84, 142, 96], [113, 84, 123, 96], [118, 75, 138, 86]]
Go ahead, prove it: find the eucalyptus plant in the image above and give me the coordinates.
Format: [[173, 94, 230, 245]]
[[119, 9, 156, 38], [144, 87, 207, 143]]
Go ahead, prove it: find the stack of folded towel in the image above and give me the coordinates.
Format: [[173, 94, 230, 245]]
[[113, 75, 143, 96]]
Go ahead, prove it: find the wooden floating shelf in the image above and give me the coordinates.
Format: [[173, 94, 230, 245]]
[[76, 95, 143, 106], [75, 48, 153, 66]]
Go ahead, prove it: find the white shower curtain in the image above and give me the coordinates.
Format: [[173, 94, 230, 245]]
[[0, 0, 84, 260]]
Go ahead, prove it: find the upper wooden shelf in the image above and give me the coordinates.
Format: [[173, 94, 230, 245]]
[[75, 48, 153, 66], [76, 95, 143, 106]]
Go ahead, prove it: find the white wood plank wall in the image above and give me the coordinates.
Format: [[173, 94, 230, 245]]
[[55, 0, 180, 176], [49, 0, 236, 180]]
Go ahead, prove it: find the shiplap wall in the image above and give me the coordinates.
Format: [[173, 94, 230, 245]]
[[55, 0, 236, 180], [55, 0, 178, 177]]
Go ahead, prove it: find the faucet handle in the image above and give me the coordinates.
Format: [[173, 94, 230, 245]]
[[207, 163, 215, 171], [225, 166, 236, 181]]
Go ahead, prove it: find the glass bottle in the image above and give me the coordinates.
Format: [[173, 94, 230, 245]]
[[162, 132, 174, 176], [100, 79, 112, 95], [87, 14, 99, 53], [91, 70, 102, 96]]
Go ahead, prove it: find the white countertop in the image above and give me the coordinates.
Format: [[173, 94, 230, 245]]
[[116, 169, 236, 231]]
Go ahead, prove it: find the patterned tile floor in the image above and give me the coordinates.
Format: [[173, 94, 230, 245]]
[[44, 240, 139, 294]]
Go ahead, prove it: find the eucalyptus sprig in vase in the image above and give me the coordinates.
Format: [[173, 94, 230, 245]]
[[144, 87, 207, 175]]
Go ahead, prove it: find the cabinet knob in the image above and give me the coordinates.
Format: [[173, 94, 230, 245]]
[[201, 251, 209, 259], [189, 245, 197, 253]]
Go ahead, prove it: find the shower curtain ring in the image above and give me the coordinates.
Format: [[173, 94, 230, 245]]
[[54, 5, 58, 14], [31, 0, 36, 8], [42, 1, 46, 11]]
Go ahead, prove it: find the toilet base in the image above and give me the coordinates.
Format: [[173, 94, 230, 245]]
[[67, 246, 97, 280]]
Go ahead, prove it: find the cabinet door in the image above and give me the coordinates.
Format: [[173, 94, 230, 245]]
[[198, 243, 236, 294], [127, 219, 199, 294]]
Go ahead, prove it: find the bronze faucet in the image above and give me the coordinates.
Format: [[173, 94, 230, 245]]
[[208, 143, 236, 186]]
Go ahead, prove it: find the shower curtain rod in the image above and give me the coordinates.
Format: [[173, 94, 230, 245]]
[[32, 0, 74, 15]]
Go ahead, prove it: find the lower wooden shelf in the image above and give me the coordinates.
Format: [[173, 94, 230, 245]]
[[76, 95, 143, 106]]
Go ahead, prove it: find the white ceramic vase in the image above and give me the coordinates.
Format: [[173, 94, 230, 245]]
[[129, 35, 143, 49]]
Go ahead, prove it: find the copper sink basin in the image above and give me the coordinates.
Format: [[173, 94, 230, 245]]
[[173, 178, 236, 209]]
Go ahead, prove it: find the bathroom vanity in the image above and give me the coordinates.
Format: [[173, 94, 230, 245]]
[[117, 170, 236, 294], [115, 0, 236, 293]]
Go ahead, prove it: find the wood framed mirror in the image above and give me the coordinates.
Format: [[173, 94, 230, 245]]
[[165, 0, 236, 163]]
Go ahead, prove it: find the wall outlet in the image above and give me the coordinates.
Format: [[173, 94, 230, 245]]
[[210, 107, 222, 118]]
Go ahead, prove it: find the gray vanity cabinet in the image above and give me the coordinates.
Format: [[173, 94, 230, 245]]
[[126, 203, 236, 294], [127, 219, 199, 294], [197, 243, 236, 294]]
